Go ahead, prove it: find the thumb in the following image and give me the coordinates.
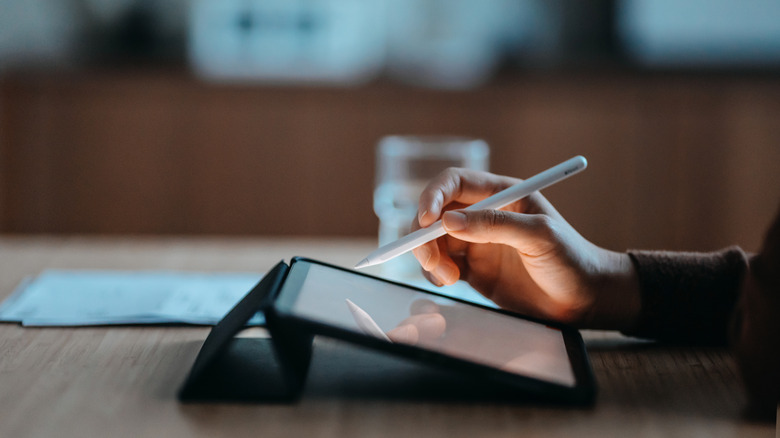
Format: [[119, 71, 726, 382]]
[[441, 209, 557, 257]]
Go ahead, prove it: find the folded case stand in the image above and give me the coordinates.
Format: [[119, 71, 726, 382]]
[[178, 261, 310, 402]]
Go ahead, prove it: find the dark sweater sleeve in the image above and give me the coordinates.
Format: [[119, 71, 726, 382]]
[[621, 246, 749, 345]]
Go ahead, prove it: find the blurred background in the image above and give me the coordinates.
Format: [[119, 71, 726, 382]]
[[1, 0, 779, 253]]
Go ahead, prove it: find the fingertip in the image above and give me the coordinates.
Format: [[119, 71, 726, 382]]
[[434, 263, 460, 286], [422, 269, 444, 287]]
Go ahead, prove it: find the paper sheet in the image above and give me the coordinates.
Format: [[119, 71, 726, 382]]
[[0, 270, 264, 326]]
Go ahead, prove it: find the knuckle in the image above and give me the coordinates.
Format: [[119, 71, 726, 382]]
[[422, 168, 464, 209], [485, 210, 509, 233], [437, 168, 462, 191]]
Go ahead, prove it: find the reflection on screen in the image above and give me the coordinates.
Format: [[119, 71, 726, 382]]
[[284, 263, 576, 387]]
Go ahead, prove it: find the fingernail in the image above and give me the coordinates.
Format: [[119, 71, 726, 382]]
[[418, 210, 428, 224], [442, 211, 467, 231], [427, 273, 443, 287]]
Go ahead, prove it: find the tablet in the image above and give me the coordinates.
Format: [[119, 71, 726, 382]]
[[271, 257, 596, 404]]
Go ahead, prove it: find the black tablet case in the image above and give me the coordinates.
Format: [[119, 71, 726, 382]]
[[178, 260, 595, 404]]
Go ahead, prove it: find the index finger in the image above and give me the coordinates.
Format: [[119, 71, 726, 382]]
[[417, 168, 521, 228]]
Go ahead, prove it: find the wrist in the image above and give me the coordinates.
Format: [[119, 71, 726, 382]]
[[586, 249, 642, 331]]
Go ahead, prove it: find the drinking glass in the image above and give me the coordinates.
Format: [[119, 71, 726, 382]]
[[373, 136, 489, 279]]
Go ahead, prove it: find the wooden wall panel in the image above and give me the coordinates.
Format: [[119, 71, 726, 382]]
[[1, 70, 778, 253]]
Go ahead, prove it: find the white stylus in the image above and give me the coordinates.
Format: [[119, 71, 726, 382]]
[[345, 299, 392, 342], [354, 155, 588, 269]]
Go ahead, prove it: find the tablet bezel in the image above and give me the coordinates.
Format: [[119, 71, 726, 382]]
[[269, 257, 596, 404]]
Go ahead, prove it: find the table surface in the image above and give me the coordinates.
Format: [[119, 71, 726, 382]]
[[0, 236, 776, 438]]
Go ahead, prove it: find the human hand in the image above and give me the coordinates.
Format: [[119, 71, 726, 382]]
[[411, 168, 640, 330]]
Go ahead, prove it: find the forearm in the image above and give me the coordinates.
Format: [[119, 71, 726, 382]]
[[621, 247, 748, 345]]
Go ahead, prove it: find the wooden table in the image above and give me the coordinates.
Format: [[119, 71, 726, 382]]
[[0, 236, 776, 437]]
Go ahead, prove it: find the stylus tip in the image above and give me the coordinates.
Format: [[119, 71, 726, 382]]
[[354, 258, 371, 269]]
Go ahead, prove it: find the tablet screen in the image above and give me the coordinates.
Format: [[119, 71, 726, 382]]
[[276, 260, 576, 388]]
